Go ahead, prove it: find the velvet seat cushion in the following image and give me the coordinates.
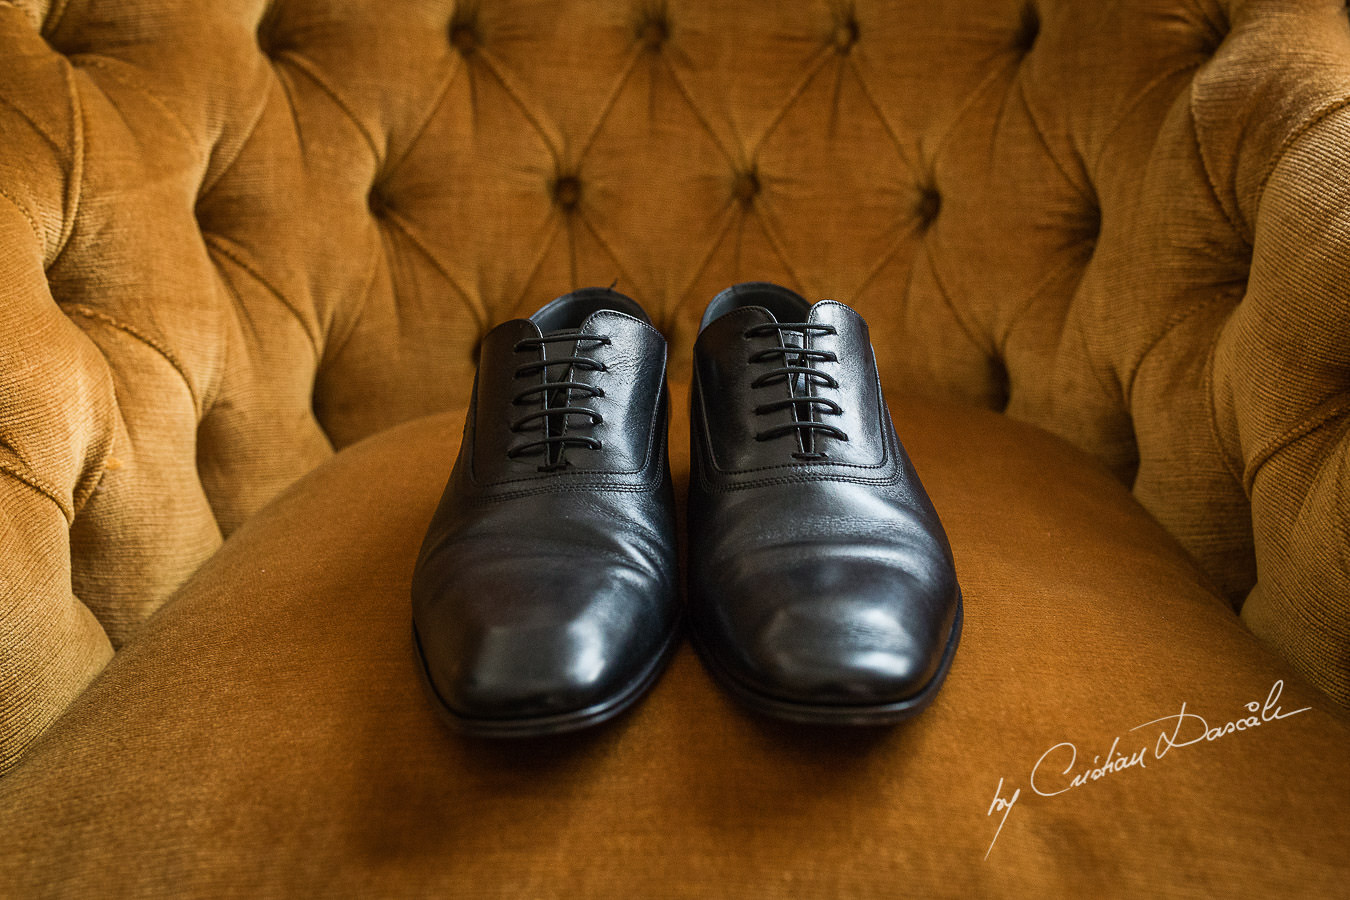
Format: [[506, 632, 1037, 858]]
[[2, 396, 1346, 898]]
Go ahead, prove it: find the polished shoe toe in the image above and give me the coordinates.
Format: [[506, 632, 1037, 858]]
[[751, 600, 932, 705], [415, 559, 674, 732], [439, 616, 621, 721], [713, 560, 954, 707]]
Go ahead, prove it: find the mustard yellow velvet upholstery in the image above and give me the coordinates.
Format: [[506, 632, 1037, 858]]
[[0, 0, 1348, 877], [1, 399, 1347, 897]]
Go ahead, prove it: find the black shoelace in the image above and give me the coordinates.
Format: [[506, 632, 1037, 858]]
[[508, 331, 610, 472], [745, 322, 849, 461]]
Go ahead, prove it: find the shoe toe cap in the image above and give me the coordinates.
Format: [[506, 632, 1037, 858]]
[[708, 556, 957, 707], [435, 617, 620, 720], [413, 562, 672, 724], [749, 598, 934, 704]]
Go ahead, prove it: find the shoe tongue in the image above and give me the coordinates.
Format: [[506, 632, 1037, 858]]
[[533, 307, 615, 366], [529, 286, 650, 331], [700, 282, 812, 331], [698, 304, 777, 344]]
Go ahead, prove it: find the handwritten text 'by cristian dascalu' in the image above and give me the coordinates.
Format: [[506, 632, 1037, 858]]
[[983, 679, 1312, 859]]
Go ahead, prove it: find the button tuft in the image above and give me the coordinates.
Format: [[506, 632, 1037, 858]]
[[1013, 4, 1039, 54], [638, 16, 668, 49], [256, 2, 288, 59], [368, 186, 388, 217], [732, 170, 760, 204], [915, 185, 941, 229], [553, 176, 582, 211], [833, 18, 859, 54], [450, 20, 478, 55]]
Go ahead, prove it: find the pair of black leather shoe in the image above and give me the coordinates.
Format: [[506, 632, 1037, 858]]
[[411, 283, 962, 736]]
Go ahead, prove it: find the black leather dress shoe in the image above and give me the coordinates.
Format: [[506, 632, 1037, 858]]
[[412, 288, 679, 736], [688, 282, 962, 725]]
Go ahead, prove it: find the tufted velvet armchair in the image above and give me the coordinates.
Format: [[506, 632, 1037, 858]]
[[2, 0, 1349, 895]]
